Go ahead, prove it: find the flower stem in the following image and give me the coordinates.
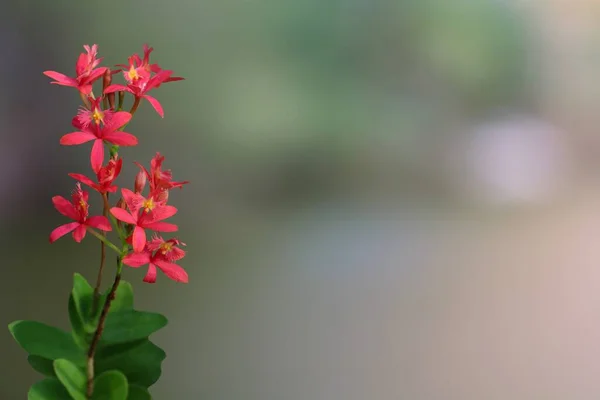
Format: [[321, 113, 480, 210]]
[[86, 228, 120, 255], [92, 193, 111, 313], [118, 97, 141, 131], [79, 92, 91, 109], [86, 252, 124, 398]]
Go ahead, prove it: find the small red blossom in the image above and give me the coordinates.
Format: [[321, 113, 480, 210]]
[[49, 183, 111, 243], [123, 235, 188, 283], [76, 96, 114, 129], [60, 111, 137, 173], [104, 70, 173, 118], [110, 188, 178, 253], [43, 44, 108, 95], [135, 152, 189, 194], [69, 155, 122, 194], [105, 45, 184, 118]]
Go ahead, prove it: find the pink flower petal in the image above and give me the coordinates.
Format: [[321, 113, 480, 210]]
[[154, 259, 189, 283], [132, 225, 147, 253], [49, 222, 80, 243], [143, 221, 178, 232], [72, 224, 87, 242], [105, 111, 132, 131], [52, 196, 78, 220], [60, 131, 96, 145], [43, 71, 77, 86], [90, 139, 104, 174], [143, 264, 158, 283], [121, 188, 143, 215], [83, 67, 108, 84], [86, 216, 112, 231], [143, 95, 164, 118], [148, 205, 178, 222], [104, 84, 129, 94], [123, 252, 151, 267], [110, 207, 137, 224], [102, 131, 138, 146], [68, 173, 96, 189]]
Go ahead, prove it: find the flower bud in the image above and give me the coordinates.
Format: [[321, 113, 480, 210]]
[[134, 170, 147, 194], [115, 198, 127, 230], [118, 91, 125, 110], [103, 68, 115, 109]]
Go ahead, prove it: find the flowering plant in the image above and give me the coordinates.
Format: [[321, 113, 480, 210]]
[[9, 44, 188, 399]]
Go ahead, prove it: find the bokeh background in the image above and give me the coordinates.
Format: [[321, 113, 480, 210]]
[[4, 0, 600, 398]]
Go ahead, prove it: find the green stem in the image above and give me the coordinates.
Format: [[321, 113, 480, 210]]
[[86, 252, 124, 398], [86, 228, 121, 255]]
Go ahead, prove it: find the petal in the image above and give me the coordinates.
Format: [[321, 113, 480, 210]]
[[72, 224, 87, 243], [105, 111, 132, 131], [121, 188, 143, 214], [49, 222, 79, 243], [60, 131, 96, 145], [83, 67, 108, 84], [154, 259, 189, 283], [143, 221, 178, 232], [104, 84, 129, 94], [78, 84, 93, 95], [148, 205, 178, 222], [86, 216, 112, 231], [142, 264, 157, 283], [91, 139, 104, 174], [132, 225, 147, 253], [52, 196, 78, 220], [43, 71, 77, 86], [110, 207, 137, 224], [68, 173, 96, 189], [123, 252, 151, 267], [143, 95, 164, 118], [102, 131, 138, 146]]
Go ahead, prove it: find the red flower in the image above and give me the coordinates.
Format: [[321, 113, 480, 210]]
[[104, 70, 172, 117], [69, 155, 122, 194], [105, 45, 184, 118], [123, 234, 188, 283], [49, 183, 111, 243], [117, 44, 184, 88], [135, 152, 189, 194], [110, 188, 178, 253], [76, 96, 113, 129], [133, 44, 184, 87], [60, 111, 137, 173], [43, 44, 108, 95]]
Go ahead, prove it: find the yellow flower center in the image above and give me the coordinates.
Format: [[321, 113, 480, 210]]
[[92, 108, 104, 125], [78, 200, 88, 215], [160, 242, 173, 255], [142, 197, 155, 213], [128, 66, 140, 82]]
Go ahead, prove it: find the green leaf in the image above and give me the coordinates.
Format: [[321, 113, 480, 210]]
[[96, 340, 166, 388], [110, 281, 134, 313], [92, 370, 129, 400], [28, 378, 70, 400], [102, 311, 167, 344], [28, 355, 56, 377], [96, 339, 148, 362], [127, 384, 152, 400], [9, 321, 85, 365], [72, 273, 93, 318], [53, 358, 87, 400], [69, 295, 91, 349], [72, 273, 100, 334]]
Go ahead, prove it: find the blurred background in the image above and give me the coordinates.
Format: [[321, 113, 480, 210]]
[[3, 0, 600, 398]]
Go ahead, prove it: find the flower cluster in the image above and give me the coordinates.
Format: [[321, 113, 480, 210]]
[[46, 44, 189, 284]]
